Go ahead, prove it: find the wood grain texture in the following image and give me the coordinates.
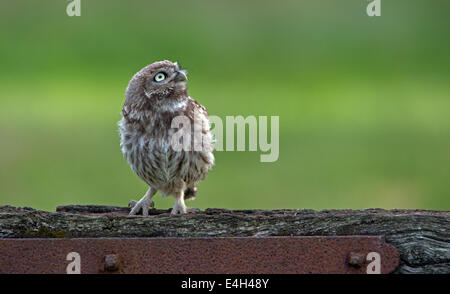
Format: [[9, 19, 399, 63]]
[[0, 205, 448, 274]]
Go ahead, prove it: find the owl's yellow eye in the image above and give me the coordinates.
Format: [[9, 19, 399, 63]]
[[154, 72, 166, 82]]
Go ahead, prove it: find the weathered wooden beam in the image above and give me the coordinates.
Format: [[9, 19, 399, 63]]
[[0, 205, 448, 274]]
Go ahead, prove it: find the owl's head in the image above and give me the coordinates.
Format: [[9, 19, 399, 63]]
[[126, 60, 188, 106]]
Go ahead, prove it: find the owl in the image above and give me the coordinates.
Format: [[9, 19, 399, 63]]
[[118, 60, 214, 215]]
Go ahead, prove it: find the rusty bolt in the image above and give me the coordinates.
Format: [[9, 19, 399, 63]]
[[347, 252, 365, 268], [104, 254, 121, 272]]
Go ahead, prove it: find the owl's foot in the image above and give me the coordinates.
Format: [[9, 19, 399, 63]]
[[128, 187, 157, 216], [171, 207, 201, 215], [171, 198, 186, 215], [171, 200, 200, 215], [170, 189, 202, 215], [128, 198, 154, 216]]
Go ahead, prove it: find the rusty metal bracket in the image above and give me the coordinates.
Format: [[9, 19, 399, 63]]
[[0, 236, 399, 274]]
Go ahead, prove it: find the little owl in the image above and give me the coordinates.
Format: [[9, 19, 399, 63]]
[[118, 60, 214, 215]]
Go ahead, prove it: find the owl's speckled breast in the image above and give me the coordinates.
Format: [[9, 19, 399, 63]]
[[118, 116, 214, 196]]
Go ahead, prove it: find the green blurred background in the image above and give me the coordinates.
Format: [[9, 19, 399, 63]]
[[0, 0, 449, 211]]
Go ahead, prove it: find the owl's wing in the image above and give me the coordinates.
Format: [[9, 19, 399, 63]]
[[187, 97, 214, 151], [188, 97, 209, 117], [187, 97, 215, 166]]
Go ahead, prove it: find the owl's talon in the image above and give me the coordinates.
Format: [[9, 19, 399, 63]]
[[129, 198, 154, 216], [171, 200, 186, 215], [170, 199, 199, 215], [170, 208, 184, 215], [170, 207, 200, 215]]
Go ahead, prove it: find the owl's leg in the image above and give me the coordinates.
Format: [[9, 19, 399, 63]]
[[128, 187, 157, 216], [171, 190, 187, 215], [171, 189, 200, 215]]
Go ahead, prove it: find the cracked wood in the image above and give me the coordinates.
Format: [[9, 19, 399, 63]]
[[0, 205, 448, 274]]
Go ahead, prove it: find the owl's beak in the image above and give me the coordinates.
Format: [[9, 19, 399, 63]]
[[174, 70, 187, 82]]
